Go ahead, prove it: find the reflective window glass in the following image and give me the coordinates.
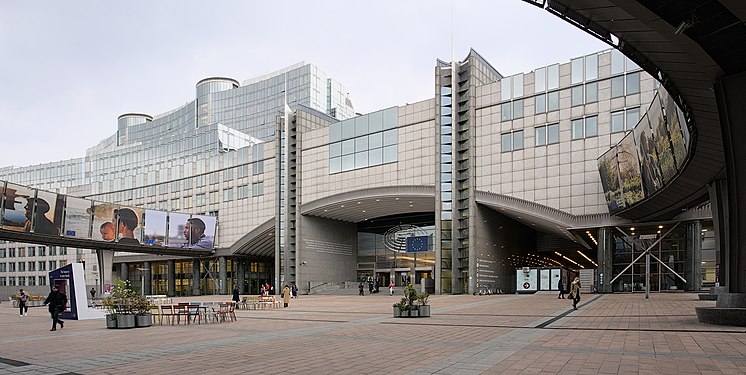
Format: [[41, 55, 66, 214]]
[[626, 108, 640, 130], [611, 76, 625, 98], [355, 151, 369, 168], [571, 58, 584, 84], [355, 136, 369, 152], [368, 111, 383, 132], [535, 94, 546, 114], [513, 99, 524, 119], [501, 102, 511, 121], [585, 55, 598, 80], [626, 72, 640, 94], [441, 115, 452, 125], [383, 108, 397, 129], [571, 119, 584, 140], [341, 119, 355, 139], [441, 96, 452, 106], [535, 126, 546, 146], [585, 116, 598, 137], [513, 130, 524, 150], [329, 142, 341, 157], [547, 64, 559, 89], [547, 91, 559, 111], [501, 79, 512, 100], [383, 144, 397, 163], [512, 74, 524, 98], [341, 139, 355, 155], [571, 86, 583, 106], [585, 82, 598, 103], [611, 49, 625, 74], [611, 111, 625, 133], [329, 122, 342, 142], [441, 182, 452, 192], [547, 123, 559, 144], [369, 148, 383, 165], [341, 154, 355, 171], [354, 116, 369, 137], [369, 132, 383, 148], [534, 67, 546, 93], [501, 133, 512, 152], [383, 129, 397, 146]]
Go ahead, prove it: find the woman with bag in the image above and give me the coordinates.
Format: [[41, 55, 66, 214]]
[[569, 277, 581, 310]]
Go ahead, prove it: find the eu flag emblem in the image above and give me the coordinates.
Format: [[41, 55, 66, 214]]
[[406, 235, 429, 252]]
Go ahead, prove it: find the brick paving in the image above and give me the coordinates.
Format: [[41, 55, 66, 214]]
[[0, 292, 744, 374]]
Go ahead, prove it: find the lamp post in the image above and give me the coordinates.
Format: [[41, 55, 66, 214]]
[[136, 267, 150, 296]]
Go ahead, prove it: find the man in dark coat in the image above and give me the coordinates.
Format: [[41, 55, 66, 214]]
[[43, 285, 67, 331]]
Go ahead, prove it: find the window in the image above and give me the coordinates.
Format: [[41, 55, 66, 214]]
[[585, 54, 598, 80], [39, 261, 46, 271], [171, 198, 180, 210], [547, 64, 559, 89], [583, 82, 597, 103], [547, 91, 559, 112], [611, 111, 625, 133], [223, 168, 233, 182], [571, 86, 583, 106], [39, 276, 46, 286], [535, 124, 559, 146], [534, 94, 546, 114], [626, 108, 640, 130], [252, 160, 264, 175], [237, 185, 248, 199], [28, 247, 35, 257], [252, 181, 264, 197], [0, 249, 5, 258], [0, 263, 5, 272], [501, 130, 524, 152], [571, 116, 598, 139], [611, 76, 625, 98], [571, 58, 584, 84], [9, 248, 15, 257], [626, 72, 640, 94], [236, 165, 249, 179], [223, 188, 233, 202], [512, 74, 524, 98], [38, 247, 45, 256], [195, 193, 205, 207], [534, 67, 546, 93], [9, 262, 16, 272], [501, 102, 511, 121], [611, 49, 625, 74], [501, 78, 512, 101], [512, 99, 524, 119], [28, 261, 35, 271]]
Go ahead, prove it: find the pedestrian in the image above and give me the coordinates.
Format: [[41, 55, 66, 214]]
[[569, 277, 581, 310], [358, 282, 364, 296], [232, 287, 240, 304], [375, 279, 380, 293], [17, 288, 29, 317], [90, 287, 96, 300], [265, 283, 271, 296], [260, 284, 266, 296], [291, 283, 298, 298], [368, 278, 374, 294], [282, 284, 291, 308], [43, 285, 67, 331], [389, 281, 395, 295], [557, 278, 565, 299]]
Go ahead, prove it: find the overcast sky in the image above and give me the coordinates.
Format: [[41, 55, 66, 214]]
[[0, 1, 607, 168]]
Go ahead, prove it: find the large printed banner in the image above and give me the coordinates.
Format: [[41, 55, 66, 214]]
[[0, 182, 216, 250], [598, 87, 691, 214]]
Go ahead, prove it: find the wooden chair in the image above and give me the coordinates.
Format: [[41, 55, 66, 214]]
[[160, 305, 175, 325], [149, 305, 162, 325], [226, 302, 237, 322], [174, 303, 191, 325]]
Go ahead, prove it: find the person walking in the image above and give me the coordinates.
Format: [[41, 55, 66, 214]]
[[291, 283, 298, 299], [90, 287, 96, 300], [43, 285, 67, 331], [282, 284, 291, 308], [569, 277, 581, 310], [232, 287, 240, 304], [389, 281, 395, 296], [557, 278, 565, 299], [17, 289, 29, 317], [358, 282, 364, 296]]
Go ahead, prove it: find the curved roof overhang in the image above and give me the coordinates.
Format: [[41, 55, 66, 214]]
[[475, 190, 630, 246], [229, 218, 275, 257], [533, 0, 746, 221], [301, 186, 436, 223]]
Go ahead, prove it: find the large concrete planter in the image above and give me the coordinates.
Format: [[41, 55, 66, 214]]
[[115, 314, 136, 329], [393, 306, 402, 318], [135, 314, 153, 328], [106, 314, 118, 329], [417, 305, 431, 317]]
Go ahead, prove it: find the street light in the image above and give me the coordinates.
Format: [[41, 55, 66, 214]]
[[136, 267, 150, 296]]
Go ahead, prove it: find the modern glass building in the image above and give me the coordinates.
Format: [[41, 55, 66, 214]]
[[0, 49, 714, 298]]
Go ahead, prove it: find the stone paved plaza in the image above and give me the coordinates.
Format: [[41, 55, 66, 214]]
[[1, 292, 745, 374]]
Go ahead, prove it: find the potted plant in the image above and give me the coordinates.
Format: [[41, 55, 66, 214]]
[[104, 280, 138, 329], [393, 297, 409, 318], [134, 294, 153, 328], [416, 292, 430, 317], [101, 295, 118, 329]]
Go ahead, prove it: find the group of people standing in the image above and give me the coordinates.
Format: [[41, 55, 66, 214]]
[[557, 276, 582, 310]]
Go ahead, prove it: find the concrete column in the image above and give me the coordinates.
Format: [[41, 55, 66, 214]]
[[237, 258, 245, 294], [597, 227, 614, 293], [192, 259, 201, 296], [143, 261, 152, 295], [96, 249, 114, 294], [219, 256, 228, 295], [686, 221, 703, 291], [120, 262, 128, 282], [167, 260, 175, 297]]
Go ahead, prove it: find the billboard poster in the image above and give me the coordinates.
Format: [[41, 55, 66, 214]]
[[1, 183, 35, 232], [647, 95, 677, 183], [91, 202, 118, 242], [617, 133, 644, 205], [598, 146, 626, 212], [633, 114, 664, 197], [143, 210, 167, 246], [662, 91, 688, 169], [34, 190, 64, 236], [63, 196, 92, 239], [114, 207, 143, 245], [182, 214, 216, 250], [167, 212, 191, 248]]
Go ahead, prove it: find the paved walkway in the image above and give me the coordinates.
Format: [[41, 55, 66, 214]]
[[0, 292, 744, 374]]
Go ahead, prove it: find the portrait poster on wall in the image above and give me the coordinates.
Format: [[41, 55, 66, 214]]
[[143, 210, 167, 246], [91, 202, 118, 242], [167, 212, 191, 248], [33, 190, 64, 236], [114, 206, 144, 245], [1, 183, 35, 232]]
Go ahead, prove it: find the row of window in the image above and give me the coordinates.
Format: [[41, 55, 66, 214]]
[[329, 145, 397, 174], [501, 73, 640, 121], [0, 247, 62, 258], [0, 261, 50, 272], [501, 107, 640, 152], [329, 107, 398, 143], [0, 276, 49, 287]]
